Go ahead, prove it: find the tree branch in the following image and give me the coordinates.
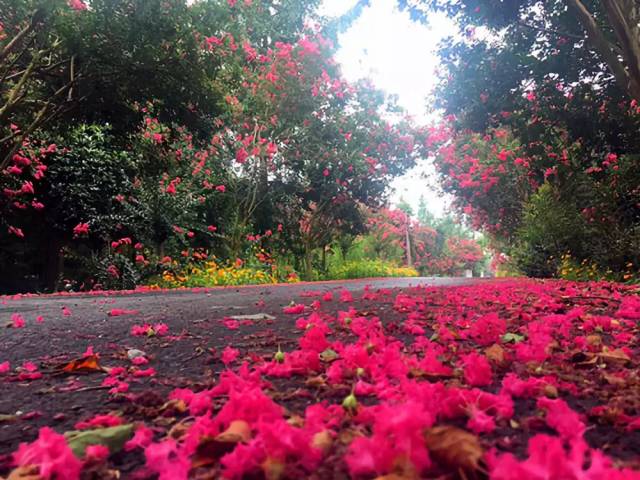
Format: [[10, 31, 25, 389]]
[[1, 77, 80, 169], [0, 23, 33, 62], [564, 0, 640, 100], [516, 20, 585, 42]]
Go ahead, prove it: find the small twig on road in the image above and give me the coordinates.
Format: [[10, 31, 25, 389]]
[[560, 295, 622, 302]]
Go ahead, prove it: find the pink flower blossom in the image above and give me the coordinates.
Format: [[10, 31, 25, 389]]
[[85, 444, 110, 461], [339, 290, 353, 302], [283, 304, 305, 314], [460, 352, 493, 386], [145, 440, 190, 480], [537, 397, 585, 439], [75, 414, 123, 430], [0, 361, 10, 374], [221, 346, 240, 365], [125, 425, 154, 451], [68, 0, 87, 10], [11, 313, 25, 328], [108, 308, 139, 316], [467, 406, 496, 433], [13, 427, 82, 480], [73, 222, 89, 237], [235, 147, 249, 164], [223, 318, 240, 329], [8, 226, 24, 238]]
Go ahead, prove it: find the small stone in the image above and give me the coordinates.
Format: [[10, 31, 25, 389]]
[[127, 349, 146, 360]]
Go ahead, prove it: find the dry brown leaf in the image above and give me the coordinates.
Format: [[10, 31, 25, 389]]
[[287, 415, 305, 428], [595, 406, 626, 424], [409, 367, 453, 379], [167, 420, 191, 440], [602, 372, 626, 386], [338, 426, 366, 445], [215, 420, 251, 444], [598, 348, 631, 366], [5, 466, 42, 480], [0, 414, 19, 423], [191, 420, 252, 469], [159, 399, 187, 415], [304, 376, 326, 388], [586, 335, 602, 346], [311, 430, 332, 453], [423, 425, 483, 472], [543, 385, 558, 398], [153, 416, 177, 428], [485, 344, 505, 365], [574, 353, 599, 368], [61, 355, 104, 374], [261, 457, 285, 480]]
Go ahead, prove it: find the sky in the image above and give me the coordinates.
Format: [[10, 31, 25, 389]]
[[319, 0, 455, 217]]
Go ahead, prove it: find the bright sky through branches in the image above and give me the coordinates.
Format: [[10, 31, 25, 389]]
[[320, 0, 454, 216]]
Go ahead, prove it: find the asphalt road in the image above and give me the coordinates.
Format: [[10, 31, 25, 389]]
[[1, 276, 480, 325], [0, 276, 483, 375]]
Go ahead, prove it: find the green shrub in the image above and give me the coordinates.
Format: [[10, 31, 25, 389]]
[[322, 259, 418, 280], [513, 183, 587, 277]]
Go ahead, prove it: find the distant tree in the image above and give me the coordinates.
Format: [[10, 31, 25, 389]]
[[396, 196, 414, 217], [417, 194, 435, 226]]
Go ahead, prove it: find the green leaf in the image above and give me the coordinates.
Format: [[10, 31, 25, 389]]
[[65, 424, 134, 458], [501, 333, 525, 344], [319, 348, 339, 362]]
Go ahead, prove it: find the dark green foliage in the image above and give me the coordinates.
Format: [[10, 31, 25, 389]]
[[42, 124, 137, 239]]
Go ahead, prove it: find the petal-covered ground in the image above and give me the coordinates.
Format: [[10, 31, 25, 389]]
[[1, 278, 639, 479]]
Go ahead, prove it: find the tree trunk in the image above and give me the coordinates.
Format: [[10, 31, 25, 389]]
[[155, 241, 165, 259], [43, 238, 63, 292], [303, 247, 314, 281], [321, 244, 327, 272]]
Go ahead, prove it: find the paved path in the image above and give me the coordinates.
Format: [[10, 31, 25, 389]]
[[1, 276, 480, 323]]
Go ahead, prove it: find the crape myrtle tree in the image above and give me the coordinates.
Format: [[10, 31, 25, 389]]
[[398, 0, 640, 277], [365, 207, 485, 275], [0, 0, 428, 290]]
